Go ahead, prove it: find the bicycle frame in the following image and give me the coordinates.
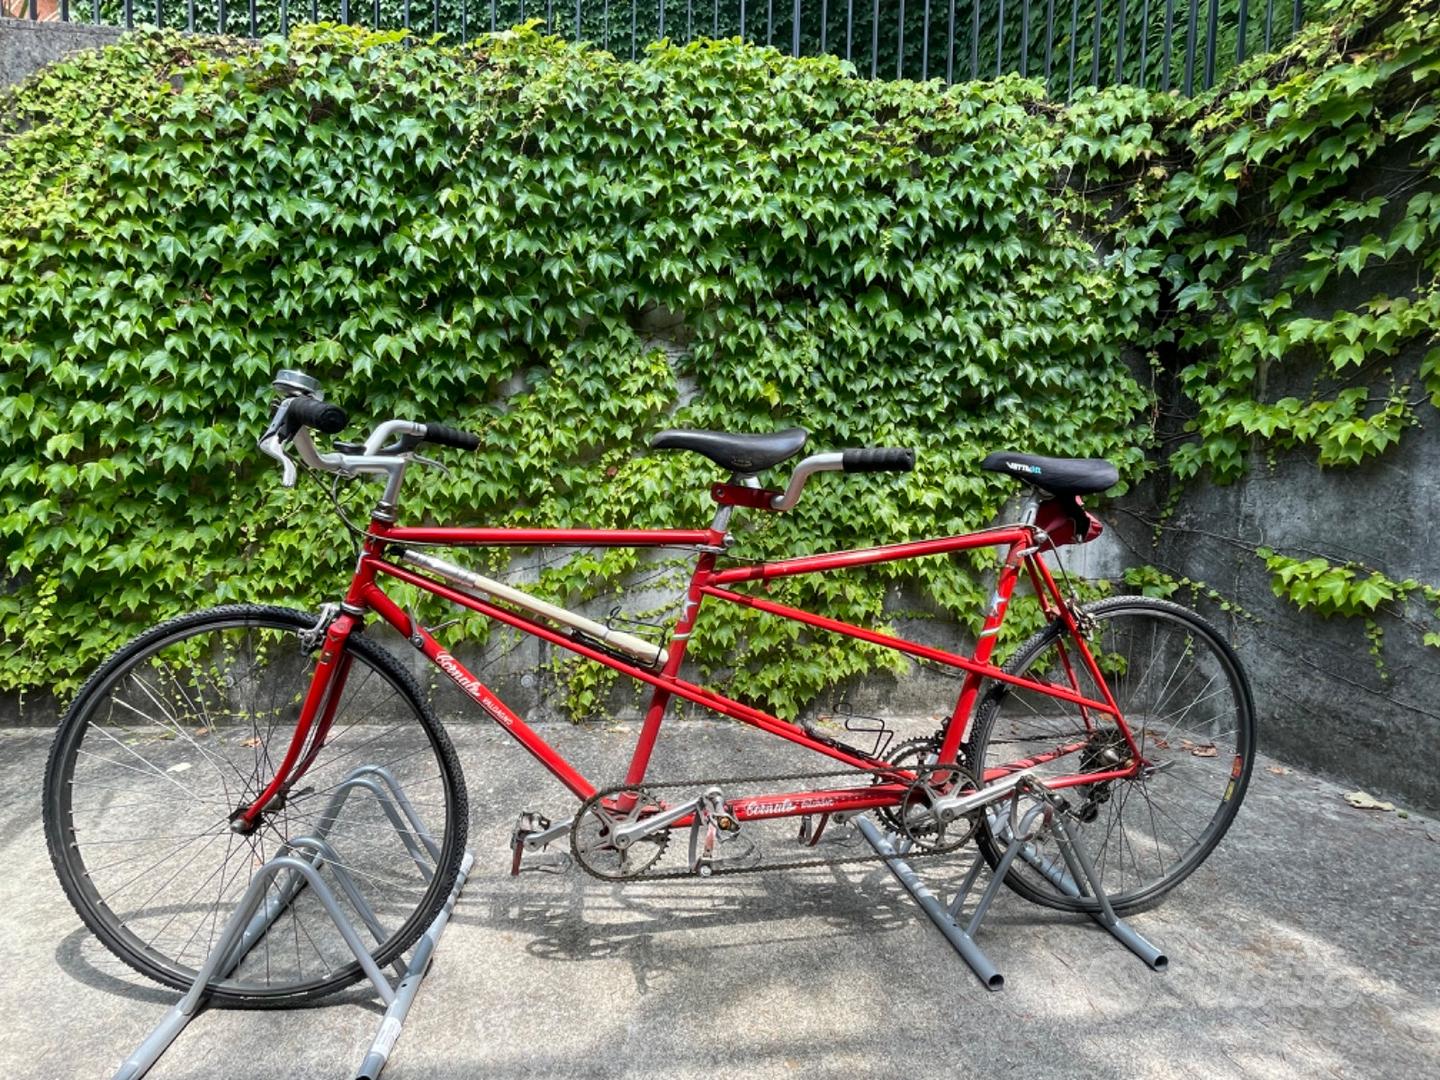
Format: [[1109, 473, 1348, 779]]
[[233, 510, 1136, 833]]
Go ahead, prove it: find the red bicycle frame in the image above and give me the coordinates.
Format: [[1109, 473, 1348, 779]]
[[234, 502, 1136, 832]]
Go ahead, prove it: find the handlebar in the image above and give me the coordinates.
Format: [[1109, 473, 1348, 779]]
[[281, 396, 349, 437], [420, 423, 481, 452], [256, 370, 909, 518], [840, 448, 916, 473], [257, 370, 478, 491], [768, 447, 914, 511]]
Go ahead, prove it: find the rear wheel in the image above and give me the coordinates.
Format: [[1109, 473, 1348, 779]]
[[44, 605, 468, 1006], [968, 596, 1255, 915]]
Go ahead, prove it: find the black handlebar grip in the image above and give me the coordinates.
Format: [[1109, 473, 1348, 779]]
[[841, 448, 916, 473], [422, 422, 481, 452], [286, 396, 349, 435]]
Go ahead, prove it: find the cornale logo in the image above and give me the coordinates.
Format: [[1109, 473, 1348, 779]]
[[734, 794, 838, 817], [436, 652, 512, 727]]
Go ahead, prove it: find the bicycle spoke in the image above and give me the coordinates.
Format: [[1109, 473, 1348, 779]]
[[127, 668, 253, 795], [112, 686, 235, 802], [113, 827, 233, 916], [80, 821, 232, 880], [75, 726, 209, 803], [146, 830, 245, 957]]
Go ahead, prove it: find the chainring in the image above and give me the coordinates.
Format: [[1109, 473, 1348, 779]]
[[570, 784, 671, 881], [897, 761, 982, 854], [873, 734, 941, 833], [872, 732, 983, 852]]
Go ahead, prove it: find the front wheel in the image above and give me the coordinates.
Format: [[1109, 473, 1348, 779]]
[[44, 605, 468, 1006], [968, 596, 1256, 915]]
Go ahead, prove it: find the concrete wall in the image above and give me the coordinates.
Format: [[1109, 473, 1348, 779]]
[[1106, 417, 1440, 814], [1, 18, 122, 87]]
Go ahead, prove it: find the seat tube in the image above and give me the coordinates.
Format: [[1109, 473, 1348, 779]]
[[623, 549, 718, 786], [937, 535, 1029, 764]]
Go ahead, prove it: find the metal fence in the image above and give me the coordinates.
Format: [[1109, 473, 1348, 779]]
[[4, 1, 1308, 95]]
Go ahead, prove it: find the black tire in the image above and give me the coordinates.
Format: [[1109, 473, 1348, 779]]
[[968, 596, 1255, 915], [44, 605, 468, 1007]]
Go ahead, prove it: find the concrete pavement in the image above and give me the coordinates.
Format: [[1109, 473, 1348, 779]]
[[2, 718, 1437, 1080]]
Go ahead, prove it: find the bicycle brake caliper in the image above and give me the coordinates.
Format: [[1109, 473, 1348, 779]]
[[299, 603, 340, 653]]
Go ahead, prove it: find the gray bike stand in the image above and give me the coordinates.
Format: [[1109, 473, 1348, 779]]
[[855, 778, 1167, 990], [112, 765, 473, 1080]]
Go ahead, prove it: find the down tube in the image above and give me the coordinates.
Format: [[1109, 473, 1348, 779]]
[[360, 582, 597, 801], [368, 558, 896, 775]]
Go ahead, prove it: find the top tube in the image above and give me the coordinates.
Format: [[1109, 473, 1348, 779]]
[[370, 524, 719, 547]]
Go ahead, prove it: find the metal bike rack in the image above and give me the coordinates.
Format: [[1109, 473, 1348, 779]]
[[855, 776, 1167, 991], [112, 766, 473, 1080]]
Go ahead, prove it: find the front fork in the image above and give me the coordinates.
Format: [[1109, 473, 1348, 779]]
[[230, 608, 357, 834]]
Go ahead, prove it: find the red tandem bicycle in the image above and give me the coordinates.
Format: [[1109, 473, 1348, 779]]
[[45, 369, 1255, 1016]]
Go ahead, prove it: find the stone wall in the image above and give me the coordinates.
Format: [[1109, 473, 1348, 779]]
[[0, 18, 122, 87], [1106, 418, 1440, 814]]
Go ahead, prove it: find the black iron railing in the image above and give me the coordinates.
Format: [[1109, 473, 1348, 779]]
[[4, 1, 1308, 95]]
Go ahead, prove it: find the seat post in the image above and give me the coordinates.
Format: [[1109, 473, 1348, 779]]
[[1018, 489, 1042, 526]]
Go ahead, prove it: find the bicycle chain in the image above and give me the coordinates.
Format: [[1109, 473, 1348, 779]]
[[569, 742, 983, 882]]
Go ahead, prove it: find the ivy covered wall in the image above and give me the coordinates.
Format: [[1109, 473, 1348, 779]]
[[1109, 0, 1440, 809], [1, 1, 1437, 802], [0, 22, 1161, 709]]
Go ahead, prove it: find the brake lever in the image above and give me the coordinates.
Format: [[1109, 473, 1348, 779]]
[[258, 434, 299, 488], [412, 453, 451, 477], [377, 433, 424, 456], [370, 437, 449, 475]]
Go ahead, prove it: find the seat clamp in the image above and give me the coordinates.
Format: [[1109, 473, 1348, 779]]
[[711, 483, 783, 510]]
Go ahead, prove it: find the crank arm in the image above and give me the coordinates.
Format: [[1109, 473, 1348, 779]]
[[927, 769, 1039, 825], [611, 796, 703, 850], [522, 815, 575, 852]]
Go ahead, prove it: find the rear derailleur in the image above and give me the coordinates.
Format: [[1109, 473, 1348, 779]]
[[1059, 730, 1135, 824]]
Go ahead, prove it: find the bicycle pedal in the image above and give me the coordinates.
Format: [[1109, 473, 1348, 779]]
[[796, 813, 831, 847], [688, 787, 730, 875], [509, 810, 552, 876]]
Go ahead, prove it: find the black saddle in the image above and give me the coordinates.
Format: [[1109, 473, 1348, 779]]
[[650, 427, 808, 474], [981, 451, 1119, 496]]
